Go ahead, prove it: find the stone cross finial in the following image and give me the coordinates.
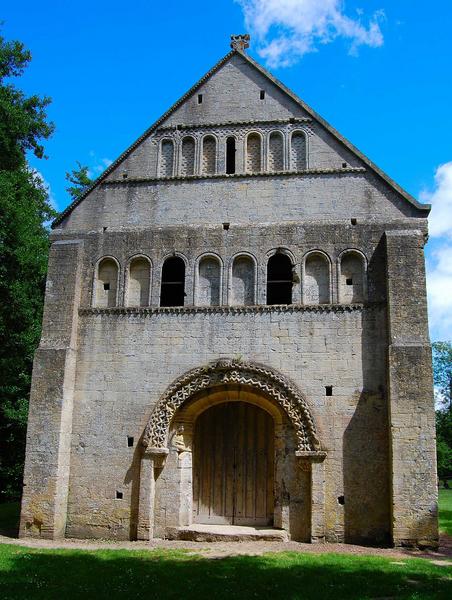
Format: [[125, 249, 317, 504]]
[[230, 34, 250, 51]]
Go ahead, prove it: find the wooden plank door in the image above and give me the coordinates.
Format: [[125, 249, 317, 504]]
[[193, 402, 274, 526]]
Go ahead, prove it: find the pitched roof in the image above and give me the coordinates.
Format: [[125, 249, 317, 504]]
[[52, 48, 429, 228]]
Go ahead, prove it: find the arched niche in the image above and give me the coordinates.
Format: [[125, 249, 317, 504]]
[[126, 256, 151, 307], [201, 135, 216, 175], [159, 139, 174, 177], [291, 131, 307, 171], [180, 136, 195, 176], [196, 255, 222, 306], [339, 250, 367, 303], [303, 252, 331, 305], [246, 132, 262, 173], [268, 131, 284, 172], [94, 257, 119, 308], [230, 254, 256, 306]]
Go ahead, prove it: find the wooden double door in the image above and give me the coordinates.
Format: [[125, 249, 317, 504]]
[[193, 402, 274, 526]]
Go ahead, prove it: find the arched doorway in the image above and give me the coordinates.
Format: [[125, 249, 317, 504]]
[[139, 360, 326, 542], [193, 402, 274, 526]]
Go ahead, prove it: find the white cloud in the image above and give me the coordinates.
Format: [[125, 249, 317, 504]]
[[88, 152, 113, 178], [236, 0, 384, 67], [426, 244, 452, 340], [423, 162, 452, 340], [421, 161, 452, 238]]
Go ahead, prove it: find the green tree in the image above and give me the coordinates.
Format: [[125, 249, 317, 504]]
[[0, 31, 55, 499], [0, 34, 54, 170], [65, 161, 93, 200], [432, 341, 452, 484]]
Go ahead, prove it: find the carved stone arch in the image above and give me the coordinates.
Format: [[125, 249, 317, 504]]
[[290, 129, 308, 170], [143, 359, 322, 454], [194, 252, 223, 306], [201, 133, 218, 175], [267, 129, 285, 172], [158, 137, 175, 177], [245, 131, 263, 173], [337, 248, 368, 304], [302, 249, 332, 305], [265, 247, 300, 304], [228, 251, 258, 306], [92, 255, 121, 308], [125, 254, 153, 308]]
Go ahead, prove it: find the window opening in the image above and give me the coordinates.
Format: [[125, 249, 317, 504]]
[[198, 94, 203, 104], [160, 256, 185, 307], [127, 436, 134, 448], [260, 90, 265, 100], [346, 278, 353, 286], [325, 386, 333, 396], [223, 222, 230, 231], [267, 253, 293, 305], [351, 218, 357, 225], [226, 137, 236, 174], [116, 491, 123, 499], [103, 283, 110, 291]]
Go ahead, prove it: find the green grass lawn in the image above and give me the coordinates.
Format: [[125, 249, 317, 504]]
[[439, 488, 452, 536], [0, 544, 450, 600], [0, 496, 451, 599]]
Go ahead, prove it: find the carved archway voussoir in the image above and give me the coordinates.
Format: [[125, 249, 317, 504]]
[[143, 359, 322, 454]]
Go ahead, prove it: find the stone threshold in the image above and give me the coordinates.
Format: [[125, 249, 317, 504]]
[[165, 524, 289, 543]]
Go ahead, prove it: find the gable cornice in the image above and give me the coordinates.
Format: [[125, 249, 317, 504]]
[[52, 49, 429, 228]]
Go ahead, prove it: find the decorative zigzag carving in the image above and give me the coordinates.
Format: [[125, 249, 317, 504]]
[[142, 359, 321, 453]]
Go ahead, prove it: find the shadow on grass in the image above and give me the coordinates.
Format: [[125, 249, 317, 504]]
[[0, 547, 450, 600], [440, 510, 452, 536], [0, 503, 20, 538]]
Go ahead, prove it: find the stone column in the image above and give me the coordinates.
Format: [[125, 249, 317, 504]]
[[20, 239, 84, 539], [385, 230, 438, 548], [297, 451, 327, 543], [178, 450, 193, 527], [137, 448, 169, 540]]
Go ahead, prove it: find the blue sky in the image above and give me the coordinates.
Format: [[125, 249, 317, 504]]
[[3, 0, 452, 340]]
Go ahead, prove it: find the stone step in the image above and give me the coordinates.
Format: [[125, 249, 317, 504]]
[[165, 524, 289, 542]]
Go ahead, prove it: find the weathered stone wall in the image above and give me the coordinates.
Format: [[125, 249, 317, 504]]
[[65, 303, 389, 543], [20, 240, 84, 538], [385, 230, 438, 547], [60, 171, 423, 233]]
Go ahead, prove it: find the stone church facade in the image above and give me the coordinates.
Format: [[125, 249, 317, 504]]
[[20, 36, 438, 547]]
